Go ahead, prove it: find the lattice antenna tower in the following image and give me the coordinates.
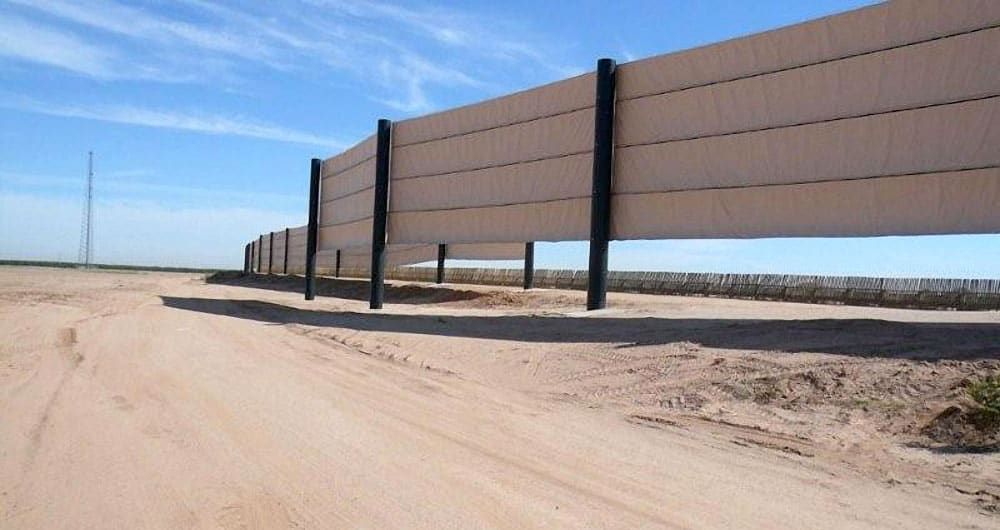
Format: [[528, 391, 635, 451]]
[[78, 151, 94, 267]]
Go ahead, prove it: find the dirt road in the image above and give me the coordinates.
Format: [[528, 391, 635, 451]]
[[1, 266, 997, 528]]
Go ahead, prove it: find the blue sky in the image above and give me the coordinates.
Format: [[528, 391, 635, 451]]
[[1, 0, 997, 276]]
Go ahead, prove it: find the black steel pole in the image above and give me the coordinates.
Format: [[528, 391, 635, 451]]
[[268, 231, 274, 274], [243, 243, 250, 275], [587, 58, 616, 311], [369, 119, 392, 309], [257, 235, 263, 273], [305, 158, 321, 300], [335, 250, 341, 278], [436, 243, 446, 284], [523, 242, 535, 290], [284, 227, 290, 274]]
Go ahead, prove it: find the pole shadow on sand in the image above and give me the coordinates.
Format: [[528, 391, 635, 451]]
[[161, 292, 999, 362]]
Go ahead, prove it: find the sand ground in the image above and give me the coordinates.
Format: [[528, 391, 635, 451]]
[[1, 265, 997, 529]]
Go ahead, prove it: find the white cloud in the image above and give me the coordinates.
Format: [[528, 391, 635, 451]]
[[5, 0, 581, 112], [373, 53, 484, 113], [0, 93, 346, 148], [0, 13, 116, 79], [7, 0, 277, 64], [311, 0, 557, 64], [0, 12, 210, 83]]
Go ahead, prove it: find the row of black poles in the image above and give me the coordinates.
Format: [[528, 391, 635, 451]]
[[587, 58, 616, 310], [436, 244, 446, 284], [304, 158, 321, 300], [284, 227, 290, 274], [369, 119, 393, 309], [245, 229, 291, 275], [523, 242, 535, 290], [302, 58, 616, 310], [268, 232, 274, 273], [431, 242, 533, 287], [257, 235, 263, 273]]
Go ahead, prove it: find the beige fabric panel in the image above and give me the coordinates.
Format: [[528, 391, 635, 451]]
[[321, 134, 376, 178], [286, 225, 308, 269], [611, 1, 1000, 240], [327, 244, 438, 270], [616, 0, 1000, 100], [314, 249, 340, 270], [286, 244, 306, 272], [270, 231, 287, 270], [389, 198, 590, 244], [616, 26, 1000, 147], [299, 0, 1000, 248], [615, 97, 999, 195], [259, 237, 272, 271], [387, 77, 595, 245], [611, 168, 1000, 240], [320, 158, 376, 203], [330, 246, 367, 270], [388, 245, 439, 267], [319, 136, 376, 253], [321, 188, 374, 227], [318, 219, 369, 251], [392, 73, 594, 147], [318, 157, 374, 250], [286, 252, 305, 272], [447, 243, 525, 261], [389, 152, 591, 213], [332, 249, 376, 270], [391, 107, 593, 180]]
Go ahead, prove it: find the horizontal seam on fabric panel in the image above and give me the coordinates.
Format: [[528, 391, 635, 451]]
[[393, 105, 595, 149], [336, 247, 436, 256], [612, 164, 1000, 196], [322, 185, 375, 204], [320, 216, 373, 228], [392, 194, 590, 214], [322, 154, 376, 180], [619, 23, 1000, 102], [393, 150, 591, 182], [615, 93, 999, 149]]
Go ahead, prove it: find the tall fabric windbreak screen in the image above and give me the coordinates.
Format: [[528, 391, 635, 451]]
[[271, 230, 287, 272], [259, 237, 272, 272], [286, 226, 308, 273], [610, 0, 1000, 239], [334, 244, 438, 270], [262, 0, 998, 277], [318, 135, 378, 252], [386, 74, 597, 244]]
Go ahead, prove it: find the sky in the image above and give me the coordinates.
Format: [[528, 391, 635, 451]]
[[0, 0, 997, 276]]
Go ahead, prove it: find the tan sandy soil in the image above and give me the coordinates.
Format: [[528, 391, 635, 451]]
[[1, 265, 998, 529]]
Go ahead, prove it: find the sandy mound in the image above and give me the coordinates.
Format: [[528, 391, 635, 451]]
[[921, 402, 1000, 451]]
